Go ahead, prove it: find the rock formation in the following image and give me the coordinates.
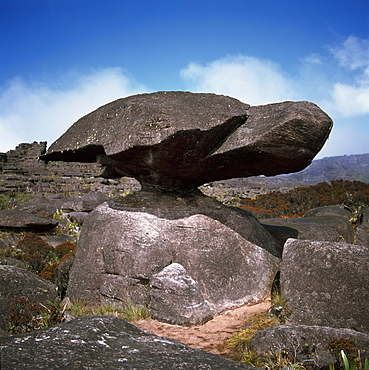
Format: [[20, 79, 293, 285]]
[[39, 91, 332, 325]]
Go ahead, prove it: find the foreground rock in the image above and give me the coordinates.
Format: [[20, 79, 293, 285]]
[[281, 239, 369, 334], [0, 265, 58, 331], [250, 325, 369, 368], [66, 195, 280, 321], [41, 92, 332, 191], [0, 315, 253, 369]]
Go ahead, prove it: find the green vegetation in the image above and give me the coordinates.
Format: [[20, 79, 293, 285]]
[[0, 191, 33, 210], [65, 298, 150, 322], [237, 180, 369, 219], [5, 296, 150, 335]]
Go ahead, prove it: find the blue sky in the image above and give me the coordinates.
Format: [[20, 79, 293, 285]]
[[0, 0, 368, 159]]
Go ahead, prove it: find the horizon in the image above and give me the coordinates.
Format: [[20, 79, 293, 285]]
[[1, 0, 368, 159]]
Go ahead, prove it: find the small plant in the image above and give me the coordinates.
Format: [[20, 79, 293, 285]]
[[6, 297, 64, 334], [328, 339, 369, 370], [270, 276, 292, 324], [264, 350, 307, 370], [226, 312, 278, 358], [65, 298, 94, 317], [119, 299, 151, 322], [329, 338, 357, 364]]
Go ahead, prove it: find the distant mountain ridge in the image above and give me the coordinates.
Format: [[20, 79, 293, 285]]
[[202, 153, 369, 199], [277, 153, 369, 185]]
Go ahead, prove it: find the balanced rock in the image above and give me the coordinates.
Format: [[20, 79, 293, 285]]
[[41, 91, 332, 191]]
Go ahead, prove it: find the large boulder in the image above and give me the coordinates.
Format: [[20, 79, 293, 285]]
[[250, 325, 369, 368], [41, 92, 332, 191], [0, 315, 253, 369], [66, 196, 280, 319], [0, 265, 58, 331], [0, 209, 58, 231], [281, 239, 369, 333]]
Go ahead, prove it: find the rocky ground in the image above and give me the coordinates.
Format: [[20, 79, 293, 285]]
[[133, 297, 271, 360]]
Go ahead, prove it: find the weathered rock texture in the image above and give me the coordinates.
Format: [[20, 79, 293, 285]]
[[0, 315, 252, 369], [66, 199, 280, 319], [0, 265, 58, 331], [250, 325, 369, 368], [281, 239, 369, 334], [149, 263, 213, 325], [41, 92, 333, 191]]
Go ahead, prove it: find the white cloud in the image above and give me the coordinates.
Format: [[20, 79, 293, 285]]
[[180, 55, 298, 105], [327, 83, 369, 117], [320, 36, 369, 117], [302, 54, 324, 66], [0, 68, 148, 152], [330, 36, 369, 71]]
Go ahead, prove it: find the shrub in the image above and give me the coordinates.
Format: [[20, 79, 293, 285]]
[[6, 297, 64, 334]]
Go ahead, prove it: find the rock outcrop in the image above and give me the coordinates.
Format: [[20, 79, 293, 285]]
[[0, 141, 139, 195], [41, 91, 332, 325], [0, 315, 253, 369]]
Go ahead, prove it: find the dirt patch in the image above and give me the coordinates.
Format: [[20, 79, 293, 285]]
[[132, 297, 271, 359]]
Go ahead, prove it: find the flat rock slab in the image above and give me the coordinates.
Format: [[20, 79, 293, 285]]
[[41, 92, 332, 190], [0, 315, 253, 369], [0, 209, 58, 231]]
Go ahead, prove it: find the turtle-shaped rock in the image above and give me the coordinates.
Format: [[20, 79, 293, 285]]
[[41, 91, 332, 191]]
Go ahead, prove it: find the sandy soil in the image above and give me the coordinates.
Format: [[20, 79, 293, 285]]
[[132, 297, 271, 359]]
